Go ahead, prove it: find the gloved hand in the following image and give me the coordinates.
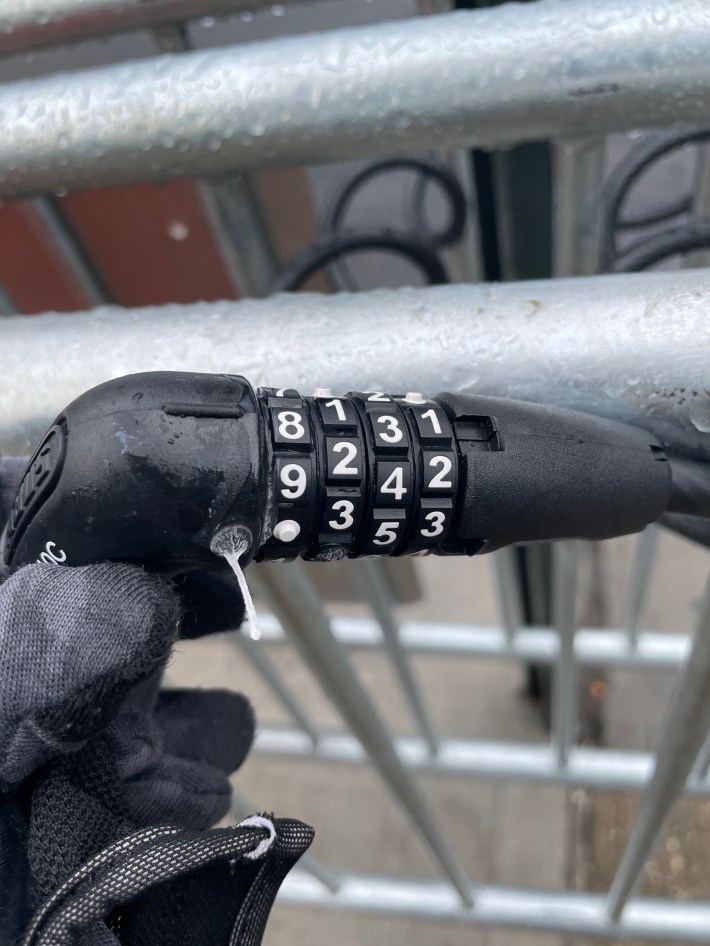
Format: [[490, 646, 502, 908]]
[[0, 457, 313, 946]]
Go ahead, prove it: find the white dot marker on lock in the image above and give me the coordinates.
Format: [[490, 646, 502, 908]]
[[274, 519, 301, 543], [313, 387, 333, 398], [404, 392, 425, 404]]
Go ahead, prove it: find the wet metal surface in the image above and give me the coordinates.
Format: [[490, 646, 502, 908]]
[[0, 0, 324, 54], [0, 0, 709, 197], [2, 269, 710, 457]]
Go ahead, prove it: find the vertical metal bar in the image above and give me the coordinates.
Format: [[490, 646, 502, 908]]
[[525, 546, 553, 627], [607, 573, 710, 921], [31, 197, 109, 306], [250, 561, 474, 907], [233, 629, 320, 746], [417, 0, 483, 285], [152, 24, 280, 298], [449, 149, 483, 283], [624, 526, 659, 649], [417, 0, 454, 11], [195, 178, 279, 298], [553, 137, 606, 277], [552, 542, 580, 768], [693, 728, 710, 780], [0, 284, 17, 315], [350, 559, 438, 756], [494, 547, 523, 645], [685, 144, 710, 269], [231, 787, 341, 893]]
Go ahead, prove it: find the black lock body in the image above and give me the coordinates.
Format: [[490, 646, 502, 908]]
[[1, 372, 673, 588], [0, 372, 267, 578], [436, 393, 671, 553]]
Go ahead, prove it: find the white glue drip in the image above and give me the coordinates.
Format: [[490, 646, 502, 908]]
[[210, 528, 261, 641]]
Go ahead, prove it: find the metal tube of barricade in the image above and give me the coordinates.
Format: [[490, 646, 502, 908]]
[[230, 787, 341, 893], [256, 613, 692, 671], [153, 24, 279, 298], [685, 144, 710, 269], [624, 526, 659, 649], [277, 872, 710, 941], [1, 0, 710, 198], [0, 285, 17, 315], [0, 0, 324, 54], [417, 0, 454, 12], [693, 729, 710, 781], [606, 573, 710, 922], [552, 542, 580, 767], [30, 197, 109, 308], [232, 630, 320, 746], [253, 725, 710, 797], [3, 270, 710, 457], [553, 137, 606, 278], [195, 177, 279, 298], [250, 562, 475, 907], [350, 559, 438, 756], [494, 548, 522, 645]]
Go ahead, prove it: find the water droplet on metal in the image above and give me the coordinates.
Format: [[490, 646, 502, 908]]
[[167, 220, 190, 241], [689, 397, 710, 433], [651, 8, 670, 26]]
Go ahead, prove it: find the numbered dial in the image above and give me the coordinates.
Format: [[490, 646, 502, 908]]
[[400, 399, 459, 551], [257, 387, 467, 561], [260, 391, 317, 558]]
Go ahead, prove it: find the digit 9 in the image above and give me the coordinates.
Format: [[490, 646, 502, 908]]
[[279, 462, 307, 499]]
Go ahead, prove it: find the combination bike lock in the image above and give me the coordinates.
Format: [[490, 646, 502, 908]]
[[0, 372, 672, 598]]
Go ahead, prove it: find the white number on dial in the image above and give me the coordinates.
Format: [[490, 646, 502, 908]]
[[277, 410, 305, 440], [367, 392, 389, 402], [373, 521, 400, 546], [279, 463, 307, 499], [428, 455, 453, 489], [377, 414, 403, 444], [421, 408, 442, 434], [325, 398, 346, 421], [329, 500, 354, 531], [381, 467, 407, 501], [421, 511, 446, 537], [332, 441, 359, 475]]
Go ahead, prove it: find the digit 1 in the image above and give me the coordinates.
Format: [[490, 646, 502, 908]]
[[421, 408, 442, 434], [325, 398, 346, 421]]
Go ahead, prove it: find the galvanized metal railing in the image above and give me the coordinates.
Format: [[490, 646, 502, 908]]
[[0, 0, 321, 54], [4, 276, 710, 941], [1, 271, 708, 456], [0, 0, 709, 198], [3, 0, 710, 940]]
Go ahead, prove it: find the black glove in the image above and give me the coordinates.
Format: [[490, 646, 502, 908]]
[[0, 457, 312, 945]]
